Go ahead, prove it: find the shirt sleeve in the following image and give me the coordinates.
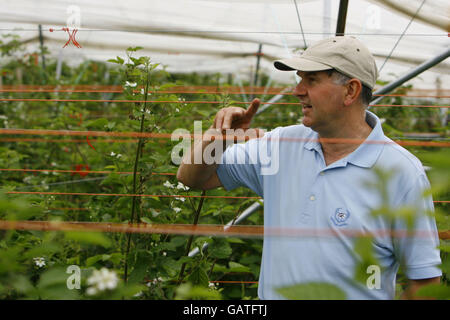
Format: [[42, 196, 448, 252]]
[[392, 173, 442, 280], [216, 136, 264, 197], [216, 128, 281, 197]]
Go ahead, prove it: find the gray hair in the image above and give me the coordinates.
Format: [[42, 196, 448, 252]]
[[326, 69, 372, 107]]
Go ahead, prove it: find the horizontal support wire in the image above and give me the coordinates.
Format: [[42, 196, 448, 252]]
[[0, 98, 447, 108], [0, 220, 448, 240], [4, 190, 448, 204], [1, 86, 449, 98], [0, 128, 448, 147], [6, 191, 261, 200], [0, 168, 175, 175]]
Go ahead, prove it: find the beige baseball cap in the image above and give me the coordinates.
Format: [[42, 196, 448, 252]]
[[274, 36, 378, 89]]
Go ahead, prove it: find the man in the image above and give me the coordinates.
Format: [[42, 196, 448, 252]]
[[177, 36, 442, 299]]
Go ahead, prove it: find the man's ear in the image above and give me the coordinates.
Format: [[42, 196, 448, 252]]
[[343, 79, 362, 107]]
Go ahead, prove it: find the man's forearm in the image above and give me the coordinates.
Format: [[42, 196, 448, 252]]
[[177, 127, 223, 188]]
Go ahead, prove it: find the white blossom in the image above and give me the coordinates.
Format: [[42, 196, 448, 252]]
[[33, 257, 46, 268], [23, 176, 33, 184], [173, 207, 182, 213], [175, 197, 186, 202], [147, 277, 164, 287], [110, 151, 116, 157], [125, 81, 137, 88], [176, 182, 190, 191], [163, 181, 175, 189], [86, 268, 119, 296], [209, 282, 217, 290]]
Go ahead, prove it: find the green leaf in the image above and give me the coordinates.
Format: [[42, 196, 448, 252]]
[[208, 238, 232, 259], [187, 267, 209, 287], [140, 217, 152, 224], [116, 56, 124, 64], [84, 118, 109, 129], [86, 255, 103, 267], [128, 251, 150, 284], [160, 257, 179, 277], [415, 283, 450, 300], [226, 237, 245, 244], [65, 232, 111, 248], [275, 282, 347, 300], [352, 237, 379, 284], [127, 46, 143, 52], [228, 262, 251, 273], [37, 267, 79, 300], [175, 283, 221, 300]]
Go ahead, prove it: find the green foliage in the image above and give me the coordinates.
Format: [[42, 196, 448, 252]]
[[175, 283, 222, 300], [415, 283, 450, 300], [275, 282, 346, 300]]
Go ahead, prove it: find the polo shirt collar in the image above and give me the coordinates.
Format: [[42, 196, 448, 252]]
[[303, 110, 385, 168], [346, 110, 385, 168]]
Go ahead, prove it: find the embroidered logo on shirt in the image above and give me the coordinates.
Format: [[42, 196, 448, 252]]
[[331, 208, 350, 227]]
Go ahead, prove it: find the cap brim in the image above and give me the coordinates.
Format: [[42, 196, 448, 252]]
[[274, 57, 332, 72]]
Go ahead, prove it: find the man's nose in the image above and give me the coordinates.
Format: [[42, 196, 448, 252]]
[[293, 80, 306, 97]]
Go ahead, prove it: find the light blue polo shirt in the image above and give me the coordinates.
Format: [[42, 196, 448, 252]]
[[216, 110, 442, 300]]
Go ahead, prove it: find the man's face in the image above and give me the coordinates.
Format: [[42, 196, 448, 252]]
[[293, 70, 346, 132]]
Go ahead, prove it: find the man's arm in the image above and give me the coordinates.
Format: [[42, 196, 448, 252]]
[[400, 277, 441, 300], [177, 99, 262, 190], [176, 131, 223, 190]]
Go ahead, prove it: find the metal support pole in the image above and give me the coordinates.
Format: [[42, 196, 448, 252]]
[[188, 201, 262, 257], [335, 0, 349, 36], [256, 87, 292, 115], [251, 44, 263, 101], [371, 48, 450, 105], [38, 24, 46, 70], [253, 44, 263, 88]]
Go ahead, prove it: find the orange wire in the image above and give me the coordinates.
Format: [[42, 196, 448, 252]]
[[0, 128, 448, 147], [6, 191, 261, 200], [0, 220, 448, 239], [1, 85, 449, 98], [0, 97, 447, 108], [0, 168, 175, 175]]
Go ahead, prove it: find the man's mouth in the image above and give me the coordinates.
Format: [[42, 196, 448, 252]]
[[301, 103, 312, 110]]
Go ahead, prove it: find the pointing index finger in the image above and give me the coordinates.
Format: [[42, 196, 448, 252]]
[[245, 98, 260, 118]]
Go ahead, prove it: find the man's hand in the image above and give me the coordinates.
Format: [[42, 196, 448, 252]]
[[213, 98, 262, 133]]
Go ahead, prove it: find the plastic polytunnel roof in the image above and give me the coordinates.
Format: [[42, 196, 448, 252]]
[[1, 0, 449, 90]]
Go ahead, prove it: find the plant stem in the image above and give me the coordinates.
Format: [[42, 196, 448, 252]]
[[123, 65, 150, 284], [178, 190, 206, 284]]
